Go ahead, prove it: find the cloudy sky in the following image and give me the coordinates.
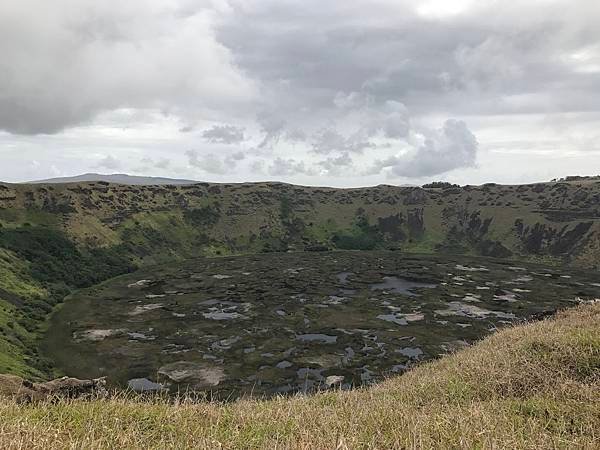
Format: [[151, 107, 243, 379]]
[[1, 0, 599, 186]]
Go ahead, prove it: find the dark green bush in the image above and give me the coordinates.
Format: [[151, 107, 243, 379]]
[[332, 215, 383, 250], [184, 204, 221, 227], [0, 226, 133, 288]]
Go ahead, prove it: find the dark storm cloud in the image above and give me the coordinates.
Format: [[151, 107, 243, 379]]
[[210, 0, 600, 177], [4, 0, 599, 133], [217, 0, 600, 116]]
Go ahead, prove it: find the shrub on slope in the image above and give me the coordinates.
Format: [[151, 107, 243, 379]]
[[0, 227, 133, 288], [0, 227, 134, 377]]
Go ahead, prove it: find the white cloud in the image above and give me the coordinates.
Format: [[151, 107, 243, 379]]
[[1, 0, 600, 186], [186, 149, 228, 175], [96, 155, 120, 170], [202, 124, 245, 144], [390, 120, 478, 177], [268, 158, 315, 176], [0, 0, 257, 134]]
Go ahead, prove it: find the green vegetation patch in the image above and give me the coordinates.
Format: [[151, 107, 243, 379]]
[[183, 203, 221, 227], [332, 212, 383, 250], [0, 227, 134, 377], [0, 250, 48, 377], [0, 226, 133, 289], [0, 208, 62, 229]]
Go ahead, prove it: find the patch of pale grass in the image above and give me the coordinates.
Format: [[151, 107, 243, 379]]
[[0, 303, 598, 449]]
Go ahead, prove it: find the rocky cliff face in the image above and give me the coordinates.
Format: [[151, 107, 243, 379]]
[[1, 180, 599, 268], [0, 374, 107, 403], [0, 179, 598, 378]]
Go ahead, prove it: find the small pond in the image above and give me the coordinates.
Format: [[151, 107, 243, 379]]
[[42, 251, 600, 399]]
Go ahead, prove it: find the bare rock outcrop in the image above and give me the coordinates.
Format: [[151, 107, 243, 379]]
[[0, 374, 107, 403]]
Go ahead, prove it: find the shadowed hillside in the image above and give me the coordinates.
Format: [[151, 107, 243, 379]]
[[1, 179, 599, 266]]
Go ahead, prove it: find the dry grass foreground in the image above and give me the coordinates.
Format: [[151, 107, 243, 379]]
[[1, 303, 599, 449]]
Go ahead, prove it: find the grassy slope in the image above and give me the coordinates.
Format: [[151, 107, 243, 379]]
[[0, 228, 133, 378], [0, 249, 47, 378], [0, 302, 598, 449], [2, 180, 600, 269]]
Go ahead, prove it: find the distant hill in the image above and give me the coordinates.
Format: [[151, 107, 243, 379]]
[[27, 173, 199, 186]]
